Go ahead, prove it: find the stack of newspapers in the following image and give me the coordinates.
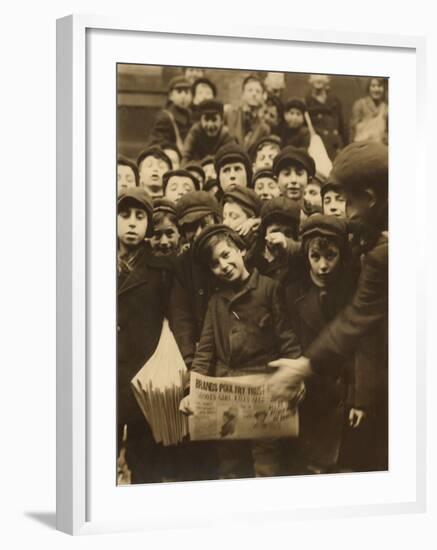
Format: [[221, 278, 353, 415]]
[[131, 319, 189, 446]]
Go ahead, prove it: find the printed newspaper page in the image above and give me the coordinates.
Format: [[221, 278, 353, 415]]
[[188, 372, 300, 441]]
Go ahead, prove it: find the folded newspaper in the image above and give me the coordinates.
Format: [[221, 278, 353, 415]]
[[188, 372, 301, 441], [131, 319, 189, 446]]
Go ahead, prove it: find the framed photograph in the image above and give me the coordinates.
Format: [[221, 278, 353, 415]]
[[56, 14, 427, 535]]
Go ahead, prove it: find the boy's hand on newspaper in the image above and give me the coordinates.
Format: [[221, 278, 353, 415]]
[[288, 382, 306, 409], [267, 357, 312, 400], [179, 395, 194, 416], [349, 408, 366, 428]]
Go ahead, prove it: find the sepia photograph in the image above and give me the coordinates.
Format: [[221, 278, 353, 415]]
[[116, 64, 389, 486]]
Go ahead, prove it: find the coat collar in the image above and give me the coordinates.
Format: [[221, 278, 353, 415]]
[[218, 268, 260, 305], [118, 244, 168, 296]]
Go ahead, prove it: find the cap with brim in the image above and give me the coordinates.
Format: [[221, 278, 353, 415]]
[[192, 224, 246, 264], [197, 99, 224, 116], [223, 185, 262, 217], [259, 196, 301, 238], [300, 213, 348, 243], [200, 155, 215, 167], [320, 178, 343, 197], [162, 169, 200, 194], [153, 198, 177, 217], [176, 190, 221, 226], [168, 76, 192, 91], [272, 146, 316, 179], [117, 187, 154, 237]]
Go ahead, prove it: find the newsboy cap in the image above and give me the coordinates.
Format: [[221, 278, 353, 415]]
[[192, 224, 246, 264], [214, 143, 253, 187], [152, 197, 178, 217], [176, 190, 221, 226], [329, 141, 388, 195], [300, 213, 348, 243], [117, 187, 154, 237], [168, 76, 192, 91], [272, 146, 316, 179], [223, 185, 262, 217], [259, 196, 301, 238], [197, 99, 224, 116]]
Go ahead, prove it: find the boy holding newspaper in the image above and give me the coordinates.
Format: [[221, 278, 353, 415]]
[[180, 224, 302, 479]]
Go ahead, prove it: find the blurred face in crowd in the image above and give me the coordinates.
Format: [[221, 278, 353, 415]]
[[223, 201, 250, 231], [264, 72, 285, 97], [284, 108, 305, 129], [193, 83, 215, 105], [263, 103, 279, 127], [323, 189, 346, 217], [254, 176, 280, 202], [277, 163, 309, 201], [308, 238, 341, 286], [202, 161, 216, 181], [344, 187, 384, 230], [253, 144, 280, 171], [209, 239, 248, 284], [183, 214, 217, 244], [309, 75, 330, 92], [242, 79, 264, 108], [185, 68, 204, 83], [303, 183, 322, 215], [139, 155, 170, 198], [117, 164, 137, 193], [117, 206, 148, 252], [369, 78, 385, 103], [165, 176, 197, 204], [150, 214, 180, 256], [163, 148, 180, 170], [219, 162, 248, 191], [169, 87, 192, 109], [200, 112, 223, 137]]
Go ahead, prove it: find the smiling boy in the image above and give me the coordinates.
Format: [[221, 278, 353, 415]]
[[272, 146, 316, 215], [183, 100, 235, 163]]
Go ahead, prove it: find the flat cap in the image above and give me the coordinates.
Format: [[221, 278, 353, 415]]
[[192, 224, 246, 264], [300, 213, 348, 243], [176, 190, 221, 226], [117, 187, 154, 236], [223, 185, 262, 217], [168, 76, 192, 91], [330, 141, 388, 194], [272, 146, 316, 179], [197, 99, 224, 116]]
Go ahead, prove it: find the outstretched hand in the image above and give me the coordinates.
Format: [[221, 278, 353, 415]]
[[267, 357, 313, 400]]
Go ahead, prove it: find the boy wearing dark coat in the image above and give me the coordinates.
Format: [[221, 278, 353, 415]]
[[281, 98, 311, 149], [269, 141, 389, 472], [181, 225, 301, 478], [183, 100, 235, 163], [148, 76, 193, 150], [284, 214, 357, 473], [117, 187, 173, 484]]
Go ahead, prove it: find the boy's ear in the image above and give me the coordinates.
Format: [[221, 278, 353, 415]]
[[364, 188, 378, 209]]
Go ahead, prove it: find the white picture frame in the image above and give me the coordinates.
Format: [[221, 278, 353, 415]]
[[56, 14, 427, 536]]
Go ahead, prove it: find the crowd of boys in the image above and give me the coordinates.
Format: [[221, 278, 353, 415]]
[[117, 69, 388, 484]]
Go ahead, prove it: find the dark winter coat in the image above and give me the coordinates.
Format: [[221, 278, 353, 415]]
[[117, 244, 173, 426], [192, 269, 301, 377], [306, 233, 388, 411], [182, 123, 235, 163], [168, 247, 217, 367], [305, 93, 347, 160], [148, 103, 192, 147], [285, 273, 356, 467], [281, 126, 311, 149]]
